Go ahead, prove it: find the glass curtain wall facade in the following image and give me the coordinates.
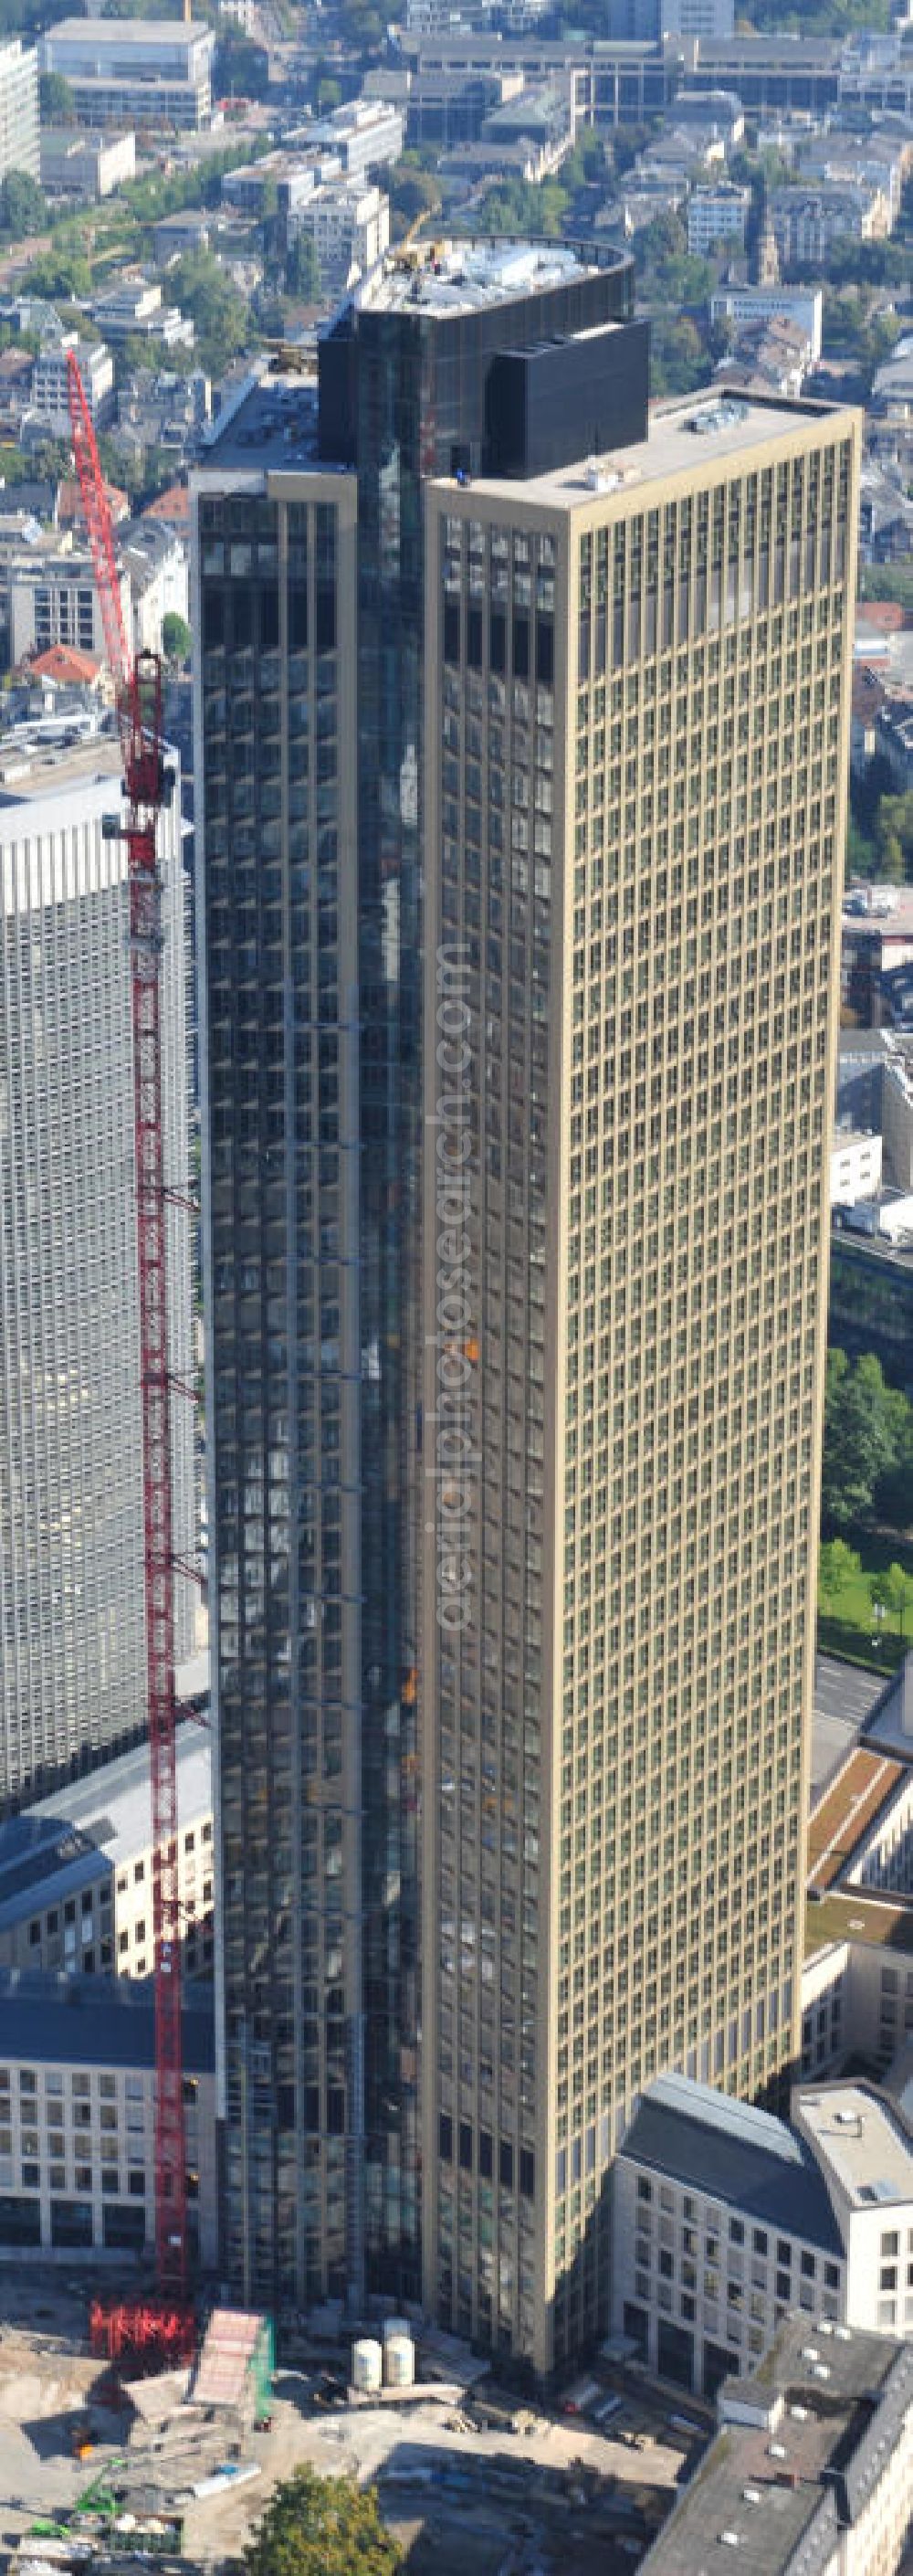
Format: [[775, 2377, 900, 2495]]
[[196, 470, 364, 2305], [0, 755, 192, 1812], [421, 399, 859, 2373], [197, 246, 639, 2313]]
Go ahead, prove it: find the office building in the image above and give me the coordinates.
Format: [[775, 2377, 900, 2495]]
[[295, 97, 404, 179], [0, 1969, 215, 2266], [193, 240, 643, 2316], [194, 248, 855, 2361], [0, 38, 39, 184], [0, 737, 194, 1812], [0, 1724, 214, 1981], [611, 2073, 913, 2396], [419, 385, 858, 2370], [38, 20, 214, 132], [641, 2319, 913, 2575]]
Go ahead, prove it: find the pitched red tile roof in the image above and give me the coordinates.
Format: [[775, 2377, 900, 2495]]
[[30, 643, 103, 684], [142, 481, 190, 527]]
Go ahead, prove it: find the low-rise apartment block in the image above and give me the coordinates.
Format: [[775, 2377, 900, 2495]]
[[771, 181, 891, 264], [0, 1969, 216, 2268]]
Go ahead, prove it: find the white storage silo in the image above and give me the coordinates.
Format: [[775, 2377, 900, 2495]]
[[352, 2336, 383, 2394], [383, 2329, 415, 2390]]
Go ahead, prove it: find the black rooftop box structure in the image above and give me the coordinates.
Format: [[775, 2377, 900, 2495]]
[[485, 317, 649, 479]]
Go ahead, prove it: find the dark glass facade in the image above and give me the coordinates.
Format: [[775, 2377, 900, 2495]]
[[197, 248, 640, 2315], [320, 248, 637, 2296]]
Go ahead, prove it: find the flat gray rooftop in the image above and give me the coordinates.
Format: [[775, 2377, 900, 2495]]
[[432, 387, 853, 515], [642, 2323, 910, 2576], [199, 367, 326, 474], [47, 17, 209, 48]]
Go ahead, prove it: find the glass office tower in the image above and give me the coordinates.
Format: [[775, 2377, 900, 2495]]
[[194, 242, 641, 2311], [196, 247, 855, 2365]]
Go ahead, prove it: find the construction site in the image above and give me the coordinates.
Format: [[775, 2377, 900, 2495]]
[[0, 2265, 693, 2576]]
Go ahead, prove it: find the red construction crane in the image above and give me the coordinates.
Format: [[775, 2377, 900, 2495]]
[[67, 352, 192, 2365]]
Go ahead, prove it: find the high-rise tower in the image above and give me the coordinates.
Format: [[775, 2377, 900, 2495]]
[[0, 736, 193, 1811], [195, 245, 856, 2358], [420, 391, 859, 2372], [194, 240, 643, 2310]]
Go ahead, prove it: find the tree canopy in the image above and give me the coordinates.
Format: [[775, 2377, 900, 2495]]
[[168, 248, 257, 376], [0, 169, 47, 238], [244, 2468, 402, 2576], [822, 1349, 913, 1535], [39, 70, 76, 123], [162, 611, 192, 666]]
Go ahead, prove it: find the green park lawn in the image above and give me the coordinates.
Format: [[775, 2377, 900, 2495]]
[[818, 1528, 913, 1673]]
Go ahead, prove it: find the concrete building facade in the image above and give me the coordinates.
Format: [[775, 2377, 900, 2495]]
[[30, 338, 114, 431], [0, 739, 194, 1812], [39, 128, 136, 202], [289, 181, 389, 301], [5, 549, 129, 671]]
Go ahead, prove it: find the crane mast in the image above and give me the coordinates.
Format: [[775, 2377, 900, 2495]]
[[67, 352, 189, 2346]]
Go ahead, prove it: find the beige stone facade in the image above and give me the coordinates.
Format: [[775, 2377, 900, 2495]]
[[421, 392, 860, 2372]]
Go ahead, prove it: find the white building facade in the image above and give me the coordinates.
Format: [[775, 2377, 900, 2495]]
[[611, 2072, 913, 2398], [0, 37, 39, 183], [687, 182, 750, 254]]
